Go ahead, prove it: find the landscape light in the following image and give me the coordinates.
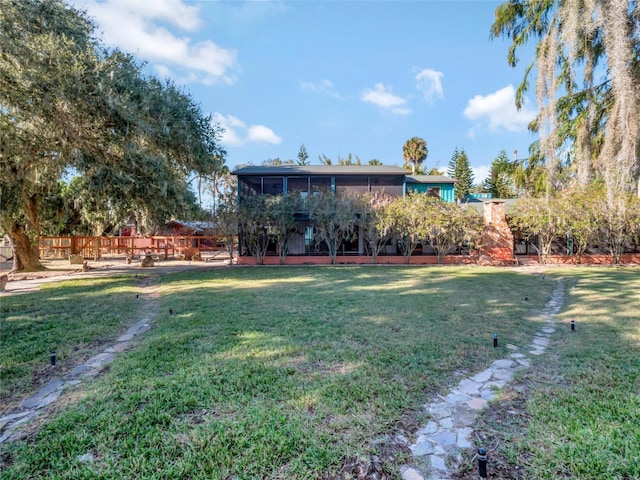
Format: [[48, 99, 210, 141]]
[[478, 447, 487, 478], [169, 307, 173, 315], [571, 320, 575, 331], [50, 350, 56, 366], [493, 333, 498, 348]]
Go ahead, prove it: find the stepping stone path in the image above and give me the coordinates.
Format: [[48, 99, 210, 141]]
[[401, 280, 565, 480], [0, 275, 161, 445]]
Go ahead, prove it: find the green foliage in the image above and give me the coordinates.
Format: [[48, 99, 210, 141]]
[[593, 194, 640, 264], [265, 194, 302, 264], [262, 158, 295, 166], [507, 196, 565, 262], [358, 192, 395, 263], [318, 153, 363, 166], [297, 144, 310, 166], [507, 188, 640, 263], [237, 196, 271, 265], [447, 147, 460, 178], [213, 188, 238, 264], [0, 0, 226, 269], [307, 191, 360, 263], [484, 150, 517, 198], [237, 194, 305, 264], [402, 137, 428, 175], [558, 187, 601, 260], [387, 194, 425, 262], [448, 147, 474, 199], [513, 148, 549, 197], [421, 199, 484, 263], [491, 0, 640, 199]]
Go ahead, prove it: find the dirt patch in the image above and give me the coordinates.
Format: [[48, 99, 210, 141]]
[[325, 412, 419, 480], [328, 438, 411, 480]]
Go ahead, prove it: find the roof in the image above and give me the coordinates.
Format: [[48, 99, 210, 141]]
[[232, 165, 407, 176], [405, 175, 456, 184], [166, 220, 217, 232]]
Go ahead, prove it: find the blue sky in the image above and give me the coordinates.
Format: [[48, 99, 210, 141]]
[[70, 0, 540, 183]]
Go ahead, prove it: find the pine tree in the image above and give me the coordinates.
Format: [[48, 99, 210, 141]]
[[447, 147, 460, 178], [297, 144, 310, 165], [454, 150, 474, 199], [484, 150, 516, 198], [448, 148, 474, 199]]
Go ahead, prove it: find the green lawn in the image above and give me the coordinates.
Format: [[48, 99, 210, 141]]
[[1, 266, 638, 479], [0, 276, 140, 408], [517, 268, 640, 479]]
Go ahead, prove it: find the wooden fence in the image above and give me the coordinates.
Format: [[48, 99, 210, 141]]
[[39, 236, 228, 260]]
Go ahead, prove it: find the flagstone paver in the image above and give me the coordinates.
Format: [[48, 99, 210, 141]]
[[402, 279, 565, 480]]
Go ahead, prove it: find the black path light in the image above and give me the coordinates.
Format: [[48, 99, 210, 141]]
[[478, 446, 487, 478], [50, 350, 56, 366], [571, 320, 575, 331], [169, 307, 173, 315], [525, 295, 529, 301], [493, 333, 498, 348]]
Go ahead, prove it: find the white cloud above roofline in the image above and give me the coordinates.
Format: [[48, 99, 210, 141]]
[[70, 0, 238, 85], [463, 85, 537, 133], [213, 113, 282, 147], [361, 83, 411, 115], [415, 68, 444, 104]]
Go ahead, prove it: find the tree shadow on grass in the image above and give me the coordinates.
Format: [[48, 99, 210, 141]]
[[1, 266, 573, 479]]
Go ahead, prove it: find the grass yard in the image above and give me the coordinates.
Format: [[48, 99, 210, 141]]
[[0, 276, 140, 410], [1, 265, 637, 479], [468, 267, 640, 480], [520, 268, 640, 479]]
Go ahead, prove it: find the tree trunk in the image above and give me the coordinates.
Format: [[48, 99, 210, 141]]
[[8, 222, 44, 272]]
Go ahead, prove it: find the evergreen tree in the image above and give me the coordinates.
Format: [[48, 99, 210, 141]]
[[297, 144, 310, 165], [448, 148, 474, 199], [484, 150, 516, 198], [447, 147, 460, 178]]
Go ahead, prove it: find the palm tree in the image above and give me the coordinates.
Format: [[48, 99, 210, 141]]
[[402, 137, 428, 175]]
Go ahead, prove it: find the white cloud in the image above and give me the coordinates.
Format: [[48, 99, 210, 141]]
[[392, 107, 412, 116], [248, 125, 282, 144], [301, 79, 334, 95], [72, 0, 238, 84], [361, 83, 411, 114], [213, 113, 281, 147], [463, 85, 537, 132], [472, 165, 490, 183], [415, 68, 444, 103]]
